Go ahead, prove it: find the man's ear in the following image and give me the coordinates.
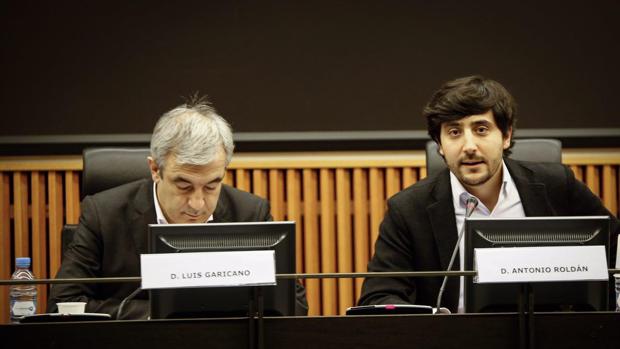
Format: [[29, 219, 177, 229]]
[[503, 127, 513, 149], [147, 157, 161, 182], [437, 141, 445, 157]]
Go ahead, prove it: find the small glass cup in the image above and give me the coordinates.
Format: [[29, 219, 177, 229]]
[[57, 302, 86, 314]]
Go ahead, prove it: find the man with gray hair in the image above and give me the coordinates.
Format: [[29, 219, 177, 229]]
[[48, 100, 307, 319]]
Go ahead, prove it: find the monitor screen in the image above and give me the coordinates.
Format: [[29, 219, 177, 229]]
[[147, 221, 296, 319], [464, 216, 610, 313]]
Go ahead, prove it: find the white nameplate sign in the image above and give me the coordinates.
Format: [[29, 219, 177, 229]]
[[615, 234, 620, 275], [140, 250, 276, 289], [474, 245, 608, 284]]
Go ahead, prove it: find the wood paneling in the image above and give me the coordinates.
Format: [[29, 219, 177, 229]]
[[336, 169, 354, 314], [285, 170, 303, 273], [48, 172, 64, 280], [586, 165, 600, 197], [570, 165, 583, 181], [320, 169, 337, 315], [268, 170, 285, 221], [12, 172, 29, 258], [252, 170, 268, 199], [31, 172, 48, 315], [369, 168, 384, 256], [235, 169, 251, 192], [65, 171, 80, 224], [0, 173, 11, 323], [352, 168, 369, 300], [602, 165, 618, 215], [302, 169, 320, 315], [0, 149, 619, 322]]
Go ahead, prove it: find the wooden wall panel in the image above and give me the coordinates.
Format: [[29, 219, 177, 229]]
[[12, 172, 29, 258], [65, 171, 80, 224], [0, 157, 82, 322], [252, 170, 268, 199], [302, 169, 320, 316], [285, 170, 303, 273], [586, 165, 600, 197], [335, 169, 354, 314], [319, 169, 337, 315], [48, 172, 64, 279], [31, 172, 48, 314], [385, 168, 401, 198], [602, 166, 618, 216], [352, 168, 369, 300], [268, 170, 285, 221], [402, 167, 418, 188], [0, 173, 10, 323], [570, 165, 583, 182], [368, 168, 384, 256], [235, 169, 251, 192], [223, 170, 234, 186], [0, 149, 619, 321]]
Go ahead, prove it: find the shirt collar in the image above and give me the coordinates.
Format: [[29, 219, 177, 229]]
[[449, 160, 511, 215], [152, 181, 213, 224]]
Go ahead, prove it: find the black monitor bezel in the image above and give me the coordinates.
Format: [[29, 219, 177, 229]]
[[464, 216, 610, 313], [147, 221, 296, 319]]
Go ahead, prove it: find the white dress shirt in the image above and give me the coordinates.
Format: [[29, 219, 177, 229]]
[[450, 160, 525, 312]]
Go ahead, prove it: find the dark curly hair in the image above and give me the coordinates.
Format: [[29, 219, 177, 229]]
[[423, 75, 517, 155]]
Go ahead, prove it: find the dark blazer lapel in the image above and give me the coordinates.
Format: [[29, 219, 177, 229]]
[[212, 185, 232, 223], [505, 158, 555, 216], [426, 171, 459, 270], [129, 179, 157, 255]]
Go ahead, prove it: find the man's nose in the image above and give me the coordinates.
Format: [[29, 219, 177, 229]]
[[462, 131, 478, 154], [188, 192, 206, 211]]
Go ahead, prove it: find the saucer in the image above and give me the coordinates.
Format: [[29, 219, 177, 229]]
[[19, 312, 112, 323]]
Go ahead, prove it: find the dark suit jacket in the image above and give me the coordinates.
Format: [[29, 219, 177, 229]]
[[358, 158, 619, 312], [48, 178, 307, 318]]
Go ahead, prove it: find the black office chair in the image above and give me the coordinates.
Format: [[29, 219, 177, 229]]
[[425, 138, 562, 177], [62, 147, 152, 259], [81, 147, 152, 199]]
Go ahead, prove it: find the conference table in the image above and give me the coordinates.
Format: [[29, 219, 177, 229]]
[[2, 312, 618, 349]]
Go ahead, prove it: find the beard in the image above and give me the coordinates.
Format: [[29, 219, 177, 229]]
[[451, 155, 500, 187]]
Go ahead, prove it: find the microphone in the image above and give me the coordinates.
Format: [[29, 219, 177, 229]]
[[435, 196, 479, 313], [117, 287, 143, 319]]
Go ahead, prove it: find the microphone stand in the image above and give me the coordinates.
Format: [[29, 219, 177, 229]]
[[435, 197, 478, 313], [248, 286, 265, 349], [518, 283, 536, 349], [117, 287, 143, 320]]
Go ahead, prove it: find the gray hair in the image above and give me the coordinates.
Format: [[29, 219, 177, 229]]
[[150, 101, 234, 173]]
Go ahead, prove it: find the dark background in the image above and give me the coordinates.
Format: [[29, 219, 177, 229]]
[[1, 0, 619, 137]]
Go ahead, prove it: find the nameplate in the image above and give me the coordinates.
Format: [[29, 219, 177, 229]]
[[140, 250, 276, 289], [616, 235, 620, 275], [615, 235, 620, 277], [474, 246, 608, 284]]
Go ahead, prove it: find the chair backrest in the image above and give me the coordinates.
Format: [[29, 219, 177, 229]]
[[425, 138, 562, 177], [81, 147, 151, 198], [62, 148, 150, 259], [61, 224, 78, 261]]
